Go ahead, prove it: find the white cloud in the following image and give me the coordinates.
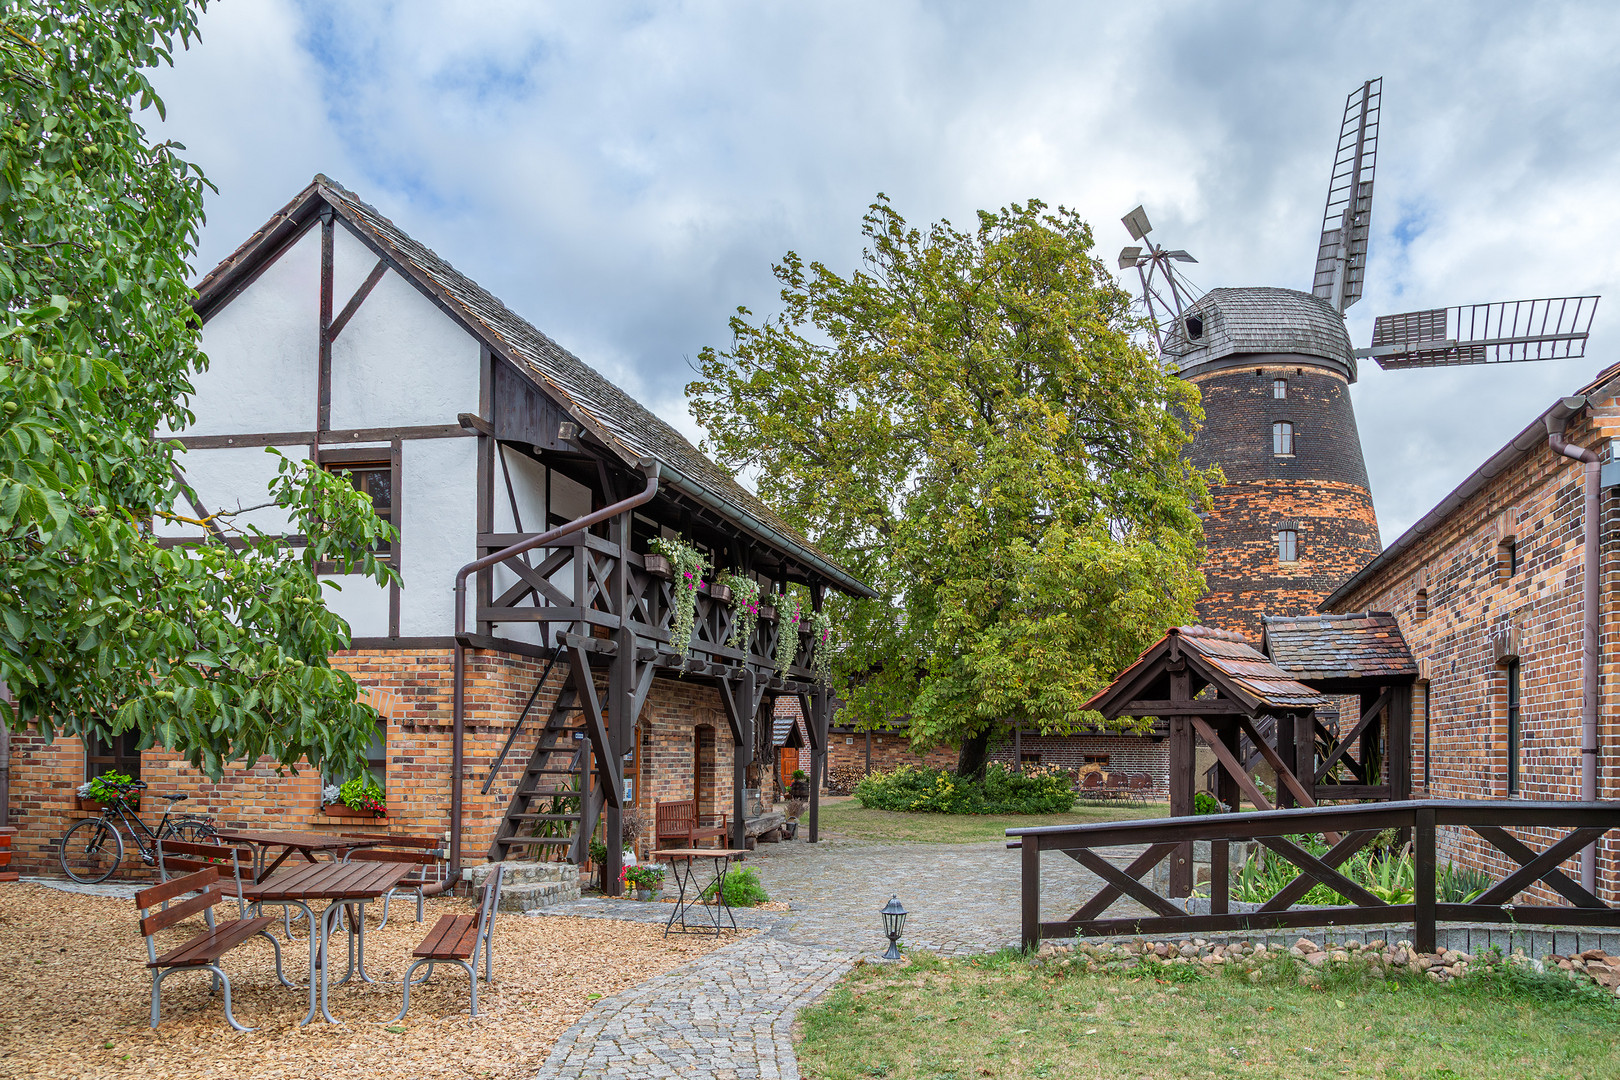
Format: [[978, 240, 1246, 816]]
[[148, 0, 1620, 545]]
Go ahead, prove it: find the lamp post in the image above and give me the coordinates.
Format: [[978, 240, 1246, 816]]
[[880, 895, 907, 960]]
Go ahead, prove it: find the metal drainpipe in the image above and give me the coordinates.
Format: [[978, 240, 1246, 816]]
[[445, 462, 660, 880], [1545, 397, 1600, 893]]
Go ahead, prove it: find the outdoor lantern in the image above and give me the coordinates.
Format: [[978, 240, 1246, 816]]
[[880, 894, 907, 960]]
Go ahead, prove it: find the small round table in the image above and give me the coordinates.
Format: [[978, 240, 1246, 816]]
[[651, 848, 750, 937]]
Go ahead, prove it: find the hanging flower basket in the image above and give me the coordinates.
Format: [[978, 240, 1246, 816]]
[[759, 605, 777, 622], [707, 582, 733, 604], [652, 535, 708, 662], [774, 590, 807, 674], [718, 572, 762, 651], [644, 553, 672, 579]]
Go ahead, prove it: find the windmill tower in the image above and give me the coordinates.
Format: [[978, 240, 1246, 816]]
[[1121, 78, 1599, 638]]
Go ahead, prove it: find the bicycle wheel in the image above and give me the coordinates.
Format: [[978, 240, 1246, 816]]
[[59, 818, 124, 884], [161, 817, 217, 843]]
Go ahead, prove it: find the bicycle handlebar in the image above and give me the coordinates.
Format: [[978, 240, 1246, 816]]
[[118, 780, 148, 791]]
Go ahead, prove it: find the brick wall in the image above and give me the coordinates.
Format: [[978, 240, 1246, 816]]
[[986, 733, 1169, 797], [1188, 361, 1381, 639], [4, 645, 738, 875], [826, 730, 957, 777], [1330, 403, 1620, 903]]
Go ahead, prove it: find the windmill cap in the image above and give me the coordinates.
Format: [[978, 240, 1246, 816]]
[[1170, 287, 1356, 381]]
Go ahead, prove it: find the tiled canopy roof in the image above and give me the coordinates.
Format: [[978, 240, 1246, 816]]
[[1261, 612, 1418, 684], [193, 176, 873, 599], [1085, 625, 1326, 718]]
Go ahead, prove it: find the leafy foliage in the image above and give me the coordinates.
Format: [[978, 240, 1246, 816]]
[[690, 196, 1213, 772], [853, 763, 1075, 815], [1227, 836, 1493, 905], [773, 587, 807, 673], [1193, 790, 1222, 815], [718, 570, 761, 650], [0, 1, 397, 779], [337, 776, 386, 815], [652, 534, 706, 660], [700, 865, 770, 907], [80, 770, 132, 805]]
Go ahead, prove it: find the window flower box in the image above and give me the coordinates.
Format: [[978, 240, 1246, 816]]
[[321, 803, 386, 820], [76, 795, 136, 813]]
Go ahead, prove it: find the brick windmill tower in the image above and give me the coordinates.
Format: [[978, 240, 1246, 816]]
[[1119, 78, 1598, 638]]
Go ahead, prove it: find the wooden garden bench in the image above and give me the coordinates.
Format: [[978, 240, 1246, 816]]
[[655, 799, 728, 849], [390, 863, 504, 1021], [338, 832, 448, 928], [135, 863, 291, 1031]]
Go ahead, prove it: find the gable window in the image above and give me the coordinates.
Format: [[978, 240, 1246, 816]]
[[1498, 538, 1518, 582], [324, 458, 394, 555], [1414, 587, 1429, 621], [1272, 421, 1294, 456], [1272, 378, 1288, 399], [1505, 660, 1521, 795], [1277, 529, 1298, 562]]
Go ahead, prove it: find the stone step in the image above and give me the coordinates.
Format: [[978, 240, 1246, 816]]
[[467, 859, 581, 911]]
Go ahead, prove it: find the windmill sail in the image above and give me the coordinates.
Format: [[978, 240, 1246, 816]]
[[1312, 78, 1382, 313], [1360, 296, 1600, 369]]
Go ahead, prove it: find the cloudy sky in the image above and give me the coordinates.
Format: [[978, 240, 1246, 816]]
[[147, 0, 1620, 545]]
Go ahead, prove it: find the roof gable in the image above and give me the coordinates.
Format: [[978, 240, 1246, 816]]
[[1084, 625, 1325, 719]]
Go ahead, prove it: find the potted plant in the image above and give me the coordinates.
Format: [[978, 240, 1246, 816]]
[[624, 863, 665, 901], [652, 535, 707, 661], [76, 770, 137, 813], [790, 769, 809, 800], [589, 838, 608, 890], [774, 591, 806, 673], [783, 798, 807, 840], [707, 580, 733, 604], [718, 571, 762, 651], [644, 552, 672, 579], [321, 777, 387, 818]]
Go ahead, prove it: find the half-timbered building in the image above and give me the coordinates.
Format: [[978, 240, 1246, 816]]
[[6, 176, 871, 886]]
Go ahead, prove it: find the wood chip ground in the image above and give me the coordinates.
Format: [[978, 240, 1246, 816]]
[[0, 882, 736, 1079]]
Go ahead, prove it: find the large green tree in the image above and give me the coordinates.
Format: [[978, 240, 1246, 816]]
[[0, 1, 397, 779], [691, 197, 1215, 775]]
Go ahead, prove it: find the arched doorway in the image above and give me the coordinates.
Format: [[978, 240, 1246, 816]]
[[693, 723, 716, 818]]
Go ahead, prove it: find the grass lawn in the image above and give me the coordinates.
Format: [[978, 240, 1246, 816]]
[[813, 797, 1168, 844], [796, 951, 1620, 1080]]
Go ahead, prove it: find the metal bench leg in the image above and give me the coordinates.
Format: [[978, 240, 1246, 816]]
[[378, 890, 392, 931], [416, 889, 425, 924], [391, 958, 432, 1023], [256, 930, 295, 988], [209, 964, 255, 1032]]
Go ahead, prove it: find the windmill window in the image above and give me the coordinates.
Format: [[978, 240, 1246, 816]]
[[1272, 422, 1294, 456], [1497, 538, 1518, 581], [1183, 315, 1203, 340], [1277, 529, 1298, 562], [1272, 378, 1288, 399], [1505, 659, 1521, 795], [1414, 587, 1429, 621]]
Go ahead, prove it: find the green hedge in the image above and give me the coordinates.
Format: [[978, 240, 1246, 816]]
[[853, 764, 1075, 815]]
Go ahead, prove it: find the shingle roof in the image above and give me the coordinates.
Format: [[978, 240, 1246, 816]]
[[772, 697, 808, 746], [193, 177, 873, 599], [1169, 287, 1356, 380], [1260, 612, 1417, 684], [1084, 625, 1326, 718]]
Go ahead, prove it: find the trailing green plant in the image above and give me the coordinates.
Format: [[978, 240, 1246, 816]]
[[719, 571, 762, 650], [700, 865, 770, 907], [1228, 838, 1495, 906], [529, 774, 581, 841], [853, 763, 1075, 815], [79, 770, 133, 805], [623, 864, 666, 891], [774, 589, 807, 673], [653, 535, 707, 661], [809, 609, 834, 686], [338, 776, 386, 815], [1193, 791, 1222, 815], [589, 838, 608, 865]]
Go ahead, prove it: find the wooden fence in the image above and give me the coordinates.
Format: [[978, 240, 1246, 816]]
[[1009, 799, 1620, 953]]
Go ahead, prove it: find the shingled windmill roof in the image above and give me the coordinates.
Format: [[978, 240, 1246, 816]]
[[1169, 287, 1356, 380], [1260, 612, 1418, 687], [192, 176, 873, 599], [1084, 625, 1326, 718]]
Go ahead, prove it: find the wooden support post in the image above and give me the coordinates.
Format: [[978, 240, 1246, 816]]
[[1168, 715, 1193, 898], [1211, 839, 1229, 915], [1295, 710, 1317, 805], [1014, 724, 1022, 774], [1275, 713, 1296, 809], [1021, 831, 1041, 952], [732, 667, 754, 851], [1217, 720, 1241, 813], [1415, 805, 1437, 953], [864, 729, 871, 774], [1389, 684, 1412, 801], [809, 688, 824, 843]]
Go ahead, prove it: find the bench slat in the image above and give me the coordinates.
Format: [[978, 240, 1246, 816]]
[[339, 833, 441, 850], [140, 883, 229, 937], [135, 866, 219, 911], [345, 849, 436, 865], [414, 914, 477, 959], [150, 916, 274, 968]]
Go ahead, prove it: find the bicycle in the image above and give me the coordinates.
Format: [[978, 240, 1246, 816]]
[[57, 779, 217, 884]]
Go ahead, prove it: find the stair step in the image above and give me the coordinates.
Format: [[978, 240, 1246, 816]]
[[526, 766, 581, 775], [496, 836, 575, 846], [507, 813, 582, 822], [518, 788, 579, 800]]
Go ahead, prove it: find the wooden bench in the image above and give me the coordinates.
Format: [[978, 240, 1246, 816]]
[[390, 863, 504, 1021], [655, 799, 729, 849], [135, 863, 290, 1031], [338, 833, 448, 928]]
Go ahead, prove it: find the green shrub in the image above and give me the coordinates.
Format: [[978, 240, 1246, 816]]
[[1193, 791, 1222, 815], [853, 764, 1075, 815], [701, 866, 770, 906]]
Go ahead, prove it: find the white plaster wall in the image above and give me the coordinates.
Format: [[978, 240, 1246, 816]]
[[322, 574, 391, 639], [329, 264, 480, 431], [160, 444, 308, 538], [551, 471, 590, 521], [181, 226, 320, 436], [400, 437, 478, 636], [493, 446, 548, 533]]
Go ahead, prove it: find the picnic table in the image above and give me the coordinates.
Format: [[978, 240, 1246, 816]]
[[242, 859, 414, 1024], [213, 828, 391, 882], [651, 848, 749, 938]]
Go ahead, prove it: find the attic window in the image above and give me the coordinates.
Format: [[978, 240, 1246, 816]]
[[1498, 538, 1519, 582], [1184, 314, 1203, 341], [1415, 588, 1429, 621]]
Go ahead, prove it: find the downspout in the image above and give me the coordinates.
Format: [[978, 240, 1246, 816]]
[[444, 460, 662, 884], [1545, 396, 1600, 893]]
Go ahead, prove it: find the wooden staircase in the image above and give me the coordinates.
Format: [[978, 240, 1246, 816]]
[[487, 685, 589, 861]]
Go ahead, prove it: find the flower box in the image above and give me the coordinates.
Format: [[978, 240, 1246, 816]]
[[75, 795, 135, 814], [759, 605, 777, 622], [644, 553, 672, 579], [321, 803, 386, 819], [707, 582, 734, 604]]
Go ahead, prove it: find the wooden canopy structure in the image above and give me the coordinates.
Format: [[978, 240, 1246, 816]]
[[1261, 612, 1418, 804], [1083, 625, 1327, 896]]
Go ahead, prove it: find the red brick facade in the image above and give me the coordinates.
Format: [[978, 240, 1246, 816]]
[[1189, 362, 1381, 639], [5, 645, 741, 874], [1328, 395, 1620, 903]]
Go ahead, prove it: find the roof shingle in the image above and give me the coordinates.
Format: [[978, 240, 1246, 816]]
[[1260, 612, 1417, 684]]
